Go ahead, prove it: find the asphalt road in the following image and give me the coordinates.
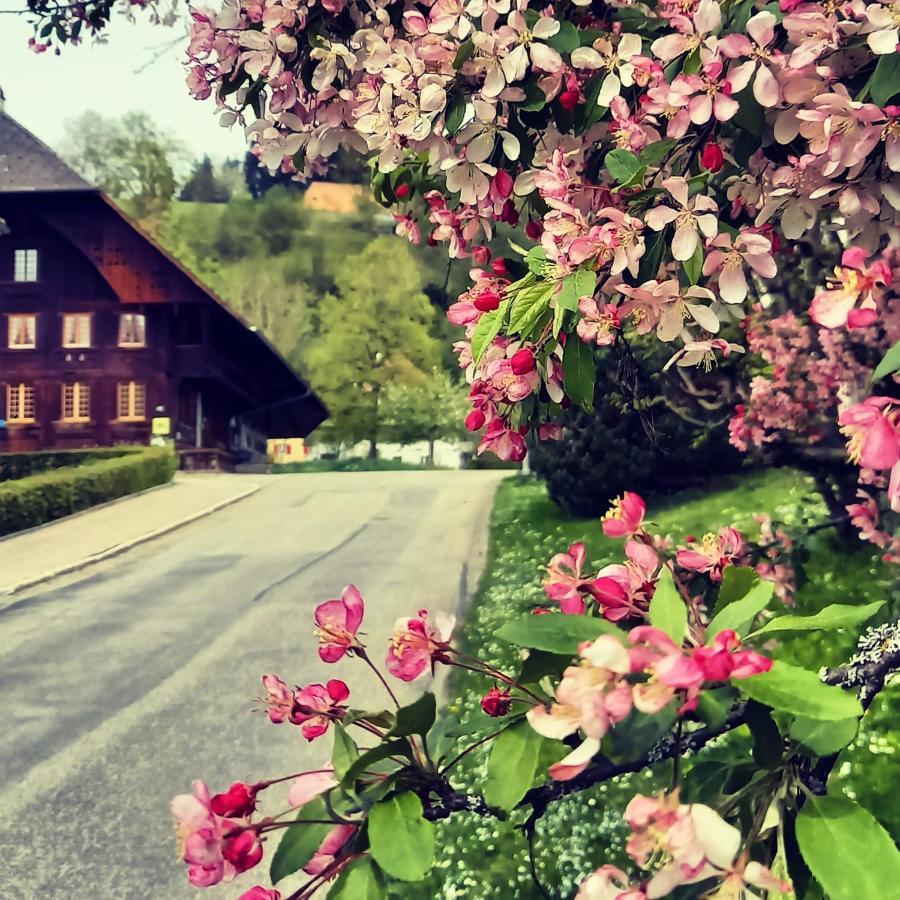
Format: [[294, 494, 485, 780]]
[[0, 470, 504, 900]]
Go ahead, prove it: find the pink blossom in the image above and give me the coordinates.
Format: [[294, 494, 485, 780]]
[[810, 247, 892, 329], [303, 824, 357, 875], [676, 528, 745, 581], [478, 418, 528, 461], [644, 177, 718, 262], [702, 231, 778, 304], [386, 609, 455, 681], [291, 679, 350, 740], [576, 865, 647, 900], [602, 492, 646, 538], [718, 12, 784, 107], [577, 297, 621, 346], [288, 768, 337, 808], [314, 584, 365, 662], [261, 674, 294, 724], [650, 0, 721, 61], [239, 888, 282, 900], [628, 626, 704, 714], [544, 542, 599, 614], [839, 397, 900, 483], [210, 782, 257, 818], [693, 630, 772, 680]]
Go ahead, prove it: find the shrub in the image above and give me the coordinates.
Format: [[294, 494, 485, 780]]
[[0, 447, 137, 481], [0, 447, 178, 536], [529, 351, 739, 517]]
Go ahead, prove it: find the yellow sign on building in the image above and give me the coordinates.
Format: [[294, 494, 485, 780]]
[[151, 417, 172, 436], [267, 438, 307, 464]]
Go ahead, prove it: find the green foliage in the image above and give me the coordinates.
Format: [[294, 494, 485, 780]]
[[381, 369, 469, 452], [648, 567, 687, 642], [269, 798, 333, 884], [301, 237, 441, 451], [368, 793, 435, 881], [390, 693, 437, 738], [497, 612, 620, 653], [0, 447, 177, 536], [178, 156, 231, 203], [0, 447, 135, 481], [707, 578, 773, 639], [796, 795, 900, 900], [272, 458, 440, 473], [484, 721, 545, 811], [330, 857, 388, 899], [749, 601, 884, 638]]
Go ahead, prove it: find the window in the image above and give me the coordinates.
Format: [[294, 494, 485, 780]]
[[14, 249, 38, 282], [118, 313, 147, 347], [61, 383, 90, 422], [7, 383, 35, 423], [8, 314, 36, 349], [62, 313, 92, 348], [116, 381, 146, 421]]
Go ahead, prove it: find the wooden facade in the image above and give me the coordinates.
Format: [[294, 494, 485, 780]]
[[0, 113, 326, 460]]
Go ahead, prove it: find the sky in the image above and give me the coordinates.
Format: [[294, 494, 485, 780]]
[[0, 5, 247, 163]]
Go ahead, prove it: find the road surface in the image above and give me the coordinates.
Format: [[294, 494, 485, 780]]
[[0, 471, 504, 900]]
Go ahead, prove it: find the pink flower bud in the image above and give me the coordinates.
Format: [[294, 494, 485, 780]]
[[466, 409, 487, 431], [525, 219, 544, 240], [394, 182, 412, 199], [474, 287, 502, 312], [492, 169, 514, 199], [700, 141, 725, 173], [210, 782, 256, 818], [559, 89, 580, 111], [481, 686, 513, 717], [472, 245, 492, 266], [510, 348, 536, 375], [491, 257, 509, 276]]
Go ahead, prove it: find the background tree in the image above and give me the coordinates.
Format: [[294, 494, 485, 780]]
[[61, 110, 184, 227], [381, 369, 470, 464], [302, 237, 441, 456], [179, 156, 231, 203]]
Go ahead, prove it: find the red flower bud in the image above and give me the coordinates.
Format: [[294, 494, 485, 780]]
[[700, 141, 725, 173], [465, 409, 487, 431], [510, 348, 536, 375], [394, 182, 412, 199], [559, 89, 580, 111], [222, 831, 264, 873], [499, 199, 520, 226], [492, 169, 514, 199], [472, 245, 492, 266], [210, 782, 257, 818], [525, 219, 544, 241], [474, 287, 502, 312], [491, 257, 509, 276], [480, 686, 513, 717]]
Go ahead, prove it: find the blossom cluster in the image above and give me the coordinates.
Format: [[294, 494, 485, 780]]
[[184, 0, 899, 460]]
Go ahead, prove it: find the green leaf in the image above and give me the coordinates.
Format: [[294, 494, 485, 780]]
[[368, 792, 435, 882], [563, 336, 595, 411], [682, 48, 702, 75], [445, 95, 468, 135], [522, 80, 548, 111], [789, 717, 858, 757], [872, 340, 900, 383], [578, 74, 608, 131], [330, 857, 388, 899], [453, 38, 475, 69], [558, 268, 597, 312], [605, 148, 642, 186], [708, 580, 773, 640], [639, 139, 677, 167], [637, 230, 665, 282], [471, 300, 508, 364], [525, 246, 547, 274], [552, 299, 566, 338], [749, 601, 884, 639], [648, 567, 688, 643], [332, 723, 359, 779], [484, 720, 544, 810], [796, 795, 900, 900], [609, 703, 677, 759], [341, 739, 413, 787], [681, 242, 703, 285], [269, 798, 332, 884], [871, 53, 900, 106], [545, 21, 580, 54], [508, 284, 553, 337], [731, 88, 764, 136], [696, 686, 736, 730], [736, 661, 862, 721], [745, 699, 783, 769], [519, 649, 571, 684], [390, 692, 436, 737], [497, 613, 621, 655], [716, 567, 760, 608]]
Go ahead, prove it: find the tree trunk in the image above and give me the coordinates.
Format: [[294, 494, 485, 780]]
[[368, 437, 377, 459], [427, 437, 435, 467]]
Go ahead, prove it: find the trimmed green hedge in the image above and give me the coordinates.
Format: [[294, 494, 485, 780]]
[[0, 447, 136, 482], [0, 447, 178, 536]]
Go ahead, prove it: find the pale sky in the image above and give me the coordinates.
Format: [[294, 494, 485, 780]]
[[0, 4, 247, 163]]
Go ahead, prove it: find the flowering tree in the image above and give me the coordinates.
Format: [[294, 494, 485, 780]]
[[23, 0, 900, 894]]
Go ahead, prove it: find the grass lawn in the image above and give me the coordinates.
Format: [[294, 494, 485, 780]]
[[424, 468, 897, 899]]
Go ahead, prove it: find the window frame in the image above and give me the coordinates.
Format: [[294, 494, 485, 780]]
[[62, 312, 93, 349], [7, 313, 37, 350], [118, 313, 147, 348], [60, 382, 91, 423], [116, 381, 147, 422], [13, 248, 38, 283], [6, 383, 36, 424]]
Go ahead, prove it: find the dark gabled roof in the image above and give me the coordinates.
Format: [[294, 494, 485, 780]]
[[0, 111, 94, 193]]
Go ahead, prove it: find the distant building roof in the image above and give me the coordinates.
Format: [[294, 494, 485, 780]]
[[0, 111, 94, 193]]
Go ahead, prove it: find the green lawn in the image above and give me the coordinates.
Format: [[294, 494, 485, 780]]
[[272, 458, 442, 473], [425, 468, 897, 899]]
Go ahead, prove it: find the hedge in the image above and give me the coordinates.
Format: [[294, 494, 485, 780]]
[[0, 447, 178, 537], [0, 447, 137, 482]]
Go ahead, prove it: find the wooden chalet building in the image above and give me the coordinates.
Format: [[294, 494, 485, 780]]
[[0, 112, 326, 465]]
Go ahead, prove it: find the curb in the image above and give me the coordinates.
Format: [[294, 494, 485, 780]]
[[0, 484, 260, 598]]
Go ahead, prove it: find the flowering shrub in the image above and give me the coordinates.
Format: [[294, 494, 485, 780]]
[[170, 490, 899, 898]]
